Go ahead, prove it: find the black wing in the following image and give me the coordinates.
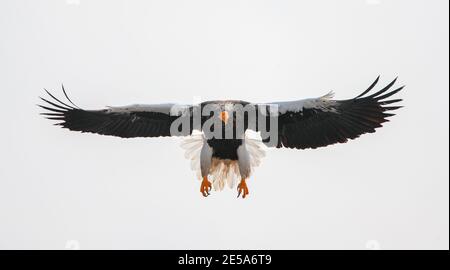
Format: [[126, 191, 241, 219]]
[[39, 86, 193, 138], [263, 77, 403, 149]]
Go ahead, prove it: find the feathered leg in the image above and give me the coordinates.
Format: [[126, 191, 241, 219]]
[[200, 141, 213, 197], [237, 144, 251, 199]]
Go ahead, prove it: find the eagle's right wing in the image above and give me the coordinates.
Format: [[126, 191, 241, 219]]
[[39, 86, 193, 138], [256, 77, 403, 149]]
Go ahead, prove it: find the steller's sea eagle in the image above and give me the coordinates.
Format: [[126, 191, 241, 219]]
[[39, 76, 403, 198]]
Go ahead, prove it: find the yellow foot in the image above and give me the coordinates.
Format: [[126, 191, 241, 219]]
[[237, 179, 249, 199], [200, 176, 212, 197]]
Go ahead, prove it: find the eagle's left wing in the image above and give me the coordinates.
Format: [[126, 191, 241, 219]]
[[258, 77, 403, 149], [39, 86, 193, 138]]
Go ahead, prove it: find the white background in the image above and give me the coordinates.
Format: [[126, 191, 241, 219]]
[[0, 0, 448, 249]]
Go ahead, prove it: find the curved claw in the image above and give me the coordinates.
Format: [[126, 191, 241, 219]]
[[200, 177, 212, 197], [237, 179, 249, 199]]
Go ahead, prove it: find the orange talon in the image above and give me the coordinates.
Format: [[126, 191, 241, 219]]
[[237, 179, 249, 199], [200, 176, 212, 197]]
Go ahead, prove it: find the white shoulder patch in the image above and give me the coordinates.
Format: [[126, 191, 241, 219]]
[[106, 103, 190, 116], [268, 91, 337, 114]]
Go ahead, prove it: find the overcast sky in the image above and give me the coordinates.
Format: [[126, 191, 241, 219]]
[[0, 0, 448, 249]]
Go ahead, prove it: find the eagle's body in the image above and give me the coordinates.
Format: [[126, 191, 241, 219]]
[[208, 139, 242, 160], [40, 77, 403, 198]]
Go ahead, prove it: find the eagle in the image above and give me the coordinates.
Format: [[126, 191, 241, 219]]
[[39, 76, 403, 198]]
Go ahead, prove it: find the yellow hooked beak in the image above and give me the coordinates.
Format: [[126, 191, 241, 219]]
[[219, 111, 230, 124]]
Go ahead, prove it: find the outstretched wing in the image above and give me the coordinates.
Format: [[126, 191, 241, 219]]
[[39, 86, 193, 138], [261, 77, 403, 149]]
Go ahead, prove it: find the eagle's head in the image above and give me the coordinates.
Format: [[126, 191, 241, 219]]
[[218, 103, 233, 125]]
